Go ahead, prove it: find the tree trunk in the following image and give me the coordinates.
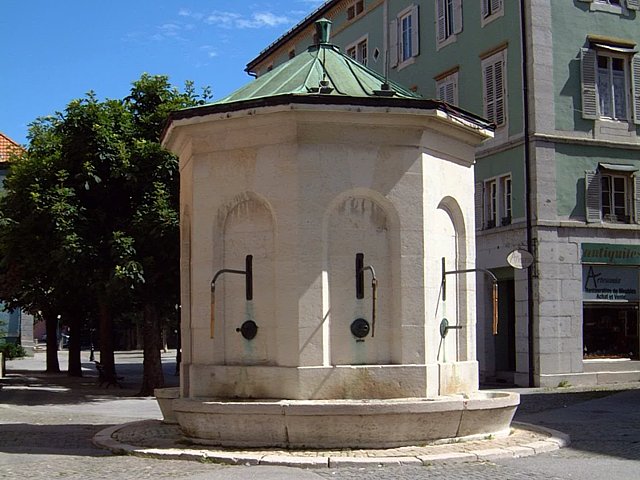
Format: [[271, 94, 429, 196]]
[[139, 303, 164, 396], [44, 311, 60, 373], [67, 312, 83, 377], [98, 299, 115, 378]]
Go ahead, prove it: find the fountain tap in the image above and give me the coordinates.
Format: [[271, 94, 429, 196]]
[[210, 255, 253, 338], [355, 253, 378, 337]]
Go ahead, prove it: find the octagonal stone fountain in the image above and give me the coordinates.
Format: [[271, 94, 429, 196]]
[[159, 19, 518, 449]]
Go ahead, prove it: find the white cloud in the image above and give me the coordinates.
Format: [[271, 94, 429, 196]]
[[200, 10, 291, 29]]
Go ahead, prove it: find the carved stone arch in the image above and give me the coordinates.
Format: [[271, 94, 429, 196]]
[[322, 189, 402, 366], [216, 192, 277, 366]]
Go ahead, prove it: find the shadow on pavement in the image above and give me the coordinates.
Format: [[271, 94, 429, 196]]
[[0, 423, 118, 456]]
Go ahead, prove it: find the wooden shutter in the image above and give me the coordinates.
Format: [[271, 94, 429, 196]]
[[436, 0, 446, 43], [475, 182, 484, 230], [411, 4, 420, 57], [634, 174, 640, 224], [482, 0, 489, 17], [483, 61, 495, 122], [626, 0, 640, 11], [495, 54, 506, 126], [631, 55, 640, 125], [389, 19, 398, 68], [453, 0, 463, 34], [491, 0, 503, 12], [445, 81, 455, 104], [581, 48, 598, 120], [438, 83, 446, 102], [585, 170, 602, 223]]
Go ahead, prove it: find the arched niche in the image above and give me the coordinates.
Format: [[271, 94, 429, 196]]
[[217, 192, 276, 366], [323, 190, 400, 365], [435, 196, 471, 363]]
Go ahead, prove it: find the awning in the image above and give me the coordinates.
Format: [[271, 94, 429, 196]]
[[599, 162, 638, 172]]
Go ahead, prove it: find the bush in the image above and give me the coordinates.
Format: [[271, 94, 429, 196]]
[[0, 343, 26, 360]]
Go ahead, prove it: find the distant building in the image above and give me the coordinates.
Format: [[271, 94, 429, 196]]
[[244, 0, 640, 387], [0, 132, 34, 353]]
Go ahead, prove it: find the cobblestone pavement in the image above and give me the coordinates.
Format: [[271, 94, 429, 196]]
[[1, 352, 640, 479]]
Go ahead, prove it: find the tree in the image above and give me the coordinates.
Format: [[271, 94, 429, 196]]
[[0, 75, 209, 386]]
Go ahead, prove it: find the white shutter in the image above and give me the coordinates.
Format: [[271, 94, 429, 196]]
[[483, 61, 495, 122], [389, 19, 398, 68], [436, 0, 446, 43], [631, 55, 640, 125], [453, 0, 463, 34], [445, 81, 455, 104], [581, 48, 598, 120], [475, 182, 484, 230], [482, 0, 489, 17], [491, 0, 503, 12], [438, 83, 446, 101], [634, 174, 640, 224], [626, 0, 640, 11], [585, 170, 602, 223], [495, 55, 506, 126], [411, 4, 420, 58]]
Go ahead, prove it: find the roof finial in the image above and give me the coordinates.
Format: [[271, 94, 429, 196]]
[[315, 18, 332, 44]]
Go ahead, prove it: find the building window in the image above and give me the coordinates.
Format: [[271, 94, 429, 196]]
[[288, 49, 296, 60], [481, 0, 504, 26], [585, 164, 640, 224], [436, 0, 462, 47], [389, 5, 419, 69], [580, 0, 640, 14], [481, 49, 507, 128], [435, 70, 458, 105], [581, 42, 640, 125], [347, 37, 368, 66], [477, 174, 512, 229], [347, 0, 365, 20]]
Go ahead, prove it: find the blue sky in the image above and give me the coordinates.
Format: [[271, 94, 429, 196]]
[[1, 0, 325, 146]]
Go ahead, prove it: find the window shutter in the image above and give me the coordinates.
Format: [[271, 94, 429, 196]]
[[445, 81, 455, 104], [411, 5, 420, 57], [453, 0, 463, 34], [389, 20, 398, 68], [626, 0, 640, 11], [482, 0, 489, 17], [631, 55, 640, 125], [581, 48, 598, 120], [483, 62, 495, 122], [495, 55, 506, 126], [475, 182, 484, 230], [438, 83, 446, 101], [436, 0, 446, 43], [585, 170, 602, 223], [634, 174, 640, 224], [491, 0, 503, 12]]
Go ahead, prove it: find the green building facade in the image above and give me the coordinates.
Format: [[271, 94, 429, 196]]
[[246, 0, 640, 387]]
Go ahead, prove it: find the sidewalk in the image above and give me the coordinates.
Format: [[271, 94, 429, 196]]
[[1, 350, 571, 468]]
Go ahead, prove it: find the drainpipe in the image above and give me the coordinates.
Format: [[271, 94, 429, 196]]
[[520, 0, 536, 387]]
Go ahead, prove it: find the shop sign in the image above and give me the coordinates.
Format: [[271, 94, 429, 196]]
[[583, 265, 639, 302], [581, 243, 640, 265]]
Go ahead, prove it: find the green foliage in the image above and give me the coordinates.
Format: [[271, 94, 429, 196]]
[[0, 342, 26, 360], [0, 73, 210, 343]]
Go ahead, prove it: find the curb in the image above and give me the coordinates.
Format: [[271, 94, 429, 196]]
[[93, 420, 570, 468]]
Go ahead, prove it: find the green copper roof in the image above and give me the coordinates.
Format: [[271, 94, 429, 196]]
[[215, 31, 420, 104]]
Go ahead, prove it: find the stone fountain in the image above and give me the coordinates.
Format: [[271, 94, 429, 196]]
[[159, 20, 519, 449]]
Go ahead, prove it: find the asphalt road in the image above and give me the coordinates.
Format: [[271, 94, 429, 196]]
[[1, 351, 639, 479]]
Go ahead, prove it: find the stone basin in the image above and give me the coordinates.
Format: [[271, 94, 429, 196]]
[[154, 387, 180, 424], [172, 391, 519, 449]]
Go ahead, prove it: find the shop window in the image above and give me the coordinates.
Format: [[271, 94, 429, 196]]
[[583, 305, 639, 360], [389, 4, 419, 70], [581, 40, 640, 126], [585, 163, 640, 224]]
